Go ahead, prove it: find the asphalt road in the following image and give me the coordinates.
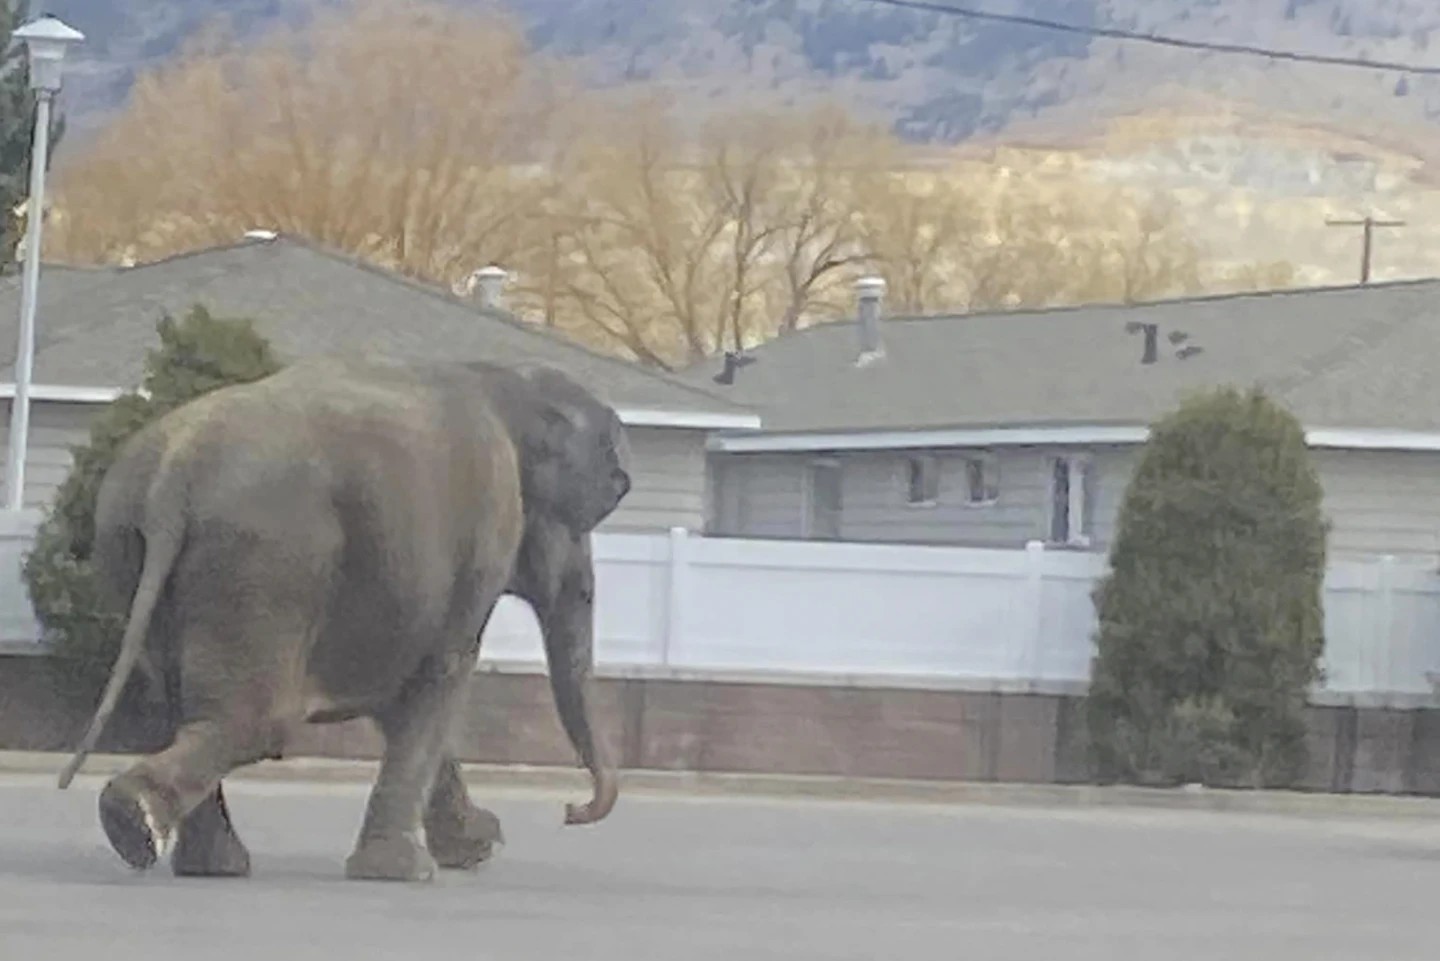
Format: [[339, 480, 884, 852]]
[[3, 773, 1440, 960]]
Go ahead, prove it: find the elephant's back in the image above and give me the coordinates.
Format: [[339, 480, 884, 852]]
[[135, 362, 517, 577]]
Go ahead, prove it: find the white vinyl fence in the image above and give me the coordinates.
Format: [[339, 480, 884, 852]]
[[0, 513, 43, 649], [479, 529, 1440, 701], [3, 518, 1438, 701]]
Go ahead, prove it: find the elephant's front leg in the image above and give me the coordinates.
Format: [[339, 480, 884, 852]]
[[344, 664, 469, 882], [172, 781, 251, 877], [424, 755, 504, 869]]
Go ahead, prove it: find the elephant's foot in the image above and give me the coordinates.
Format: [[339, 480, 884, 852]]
[[173, 833, 251, 878], [172, 806, 251, 878], [98, 777, 175, 871], [425, 803, 504, 870], [344, 833, 438, 882]]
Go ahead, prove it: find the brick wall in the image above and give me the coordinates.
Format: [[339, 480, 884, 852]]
[[4, 657, 1438, 795]]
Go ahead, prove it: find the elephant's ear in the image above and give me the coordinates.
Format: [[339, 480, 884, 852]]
[[518, 365, 588, 456], [537, 400, 585, 456]]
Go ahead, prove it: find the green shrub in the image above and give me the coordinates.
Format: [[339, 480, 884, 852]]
[[1084, 385, 1329, 789], [23, 304, 283, 704]]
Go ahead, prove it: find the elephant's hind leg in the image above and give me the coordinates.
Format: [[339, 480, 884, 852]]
[[172, 782, 251, 878], [425, 755, 504, 869], [96, 520, 333, 873], [344, 670, 460, 882], [98, 614, 310, 872], [99, 717, 286, 872]]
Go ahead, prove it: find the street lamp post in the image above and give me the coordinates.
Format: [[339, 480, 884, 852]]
[[4, 15, 83, 511]]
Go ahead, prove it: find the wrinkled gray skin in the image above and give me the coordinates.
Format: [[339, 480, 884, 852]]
[[55, 354, 632, 882]]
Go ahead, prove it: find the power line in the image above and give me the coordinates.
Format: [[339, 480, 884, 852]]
[[851, 0, 1440, 76]]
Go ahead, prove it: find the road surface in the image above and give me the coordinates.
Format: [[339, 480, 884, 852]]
[[3, 773, 1440, 959]]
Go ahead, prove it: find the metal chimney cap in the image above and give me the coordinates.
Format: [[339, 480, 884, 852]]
[[854, 276, 887, 296]]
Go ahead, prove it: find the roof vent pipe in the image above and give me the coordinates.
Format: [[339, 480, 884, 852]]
[[1126, 321, 1159, 365], [470, 265, 508, 310], [854, 275, 887, 366], [712, 350, 756, 385]]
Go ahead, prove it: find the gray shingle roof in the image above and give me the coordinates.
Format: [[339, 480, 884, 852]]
[[0, 235, 754, 423], [676, 279, 1440, 434]]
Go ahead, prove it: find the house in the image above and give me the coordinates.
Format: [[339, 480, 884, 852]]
[[0, 233, 758, 533], [682, 275, 1440, 563]]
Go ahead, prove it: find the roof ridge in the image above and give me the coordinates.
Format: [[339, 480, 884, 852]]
[[888, 275, 1440, 323], [755, 274, 1440, 339], [672, 274, 1440, 386], [61, 232, 756, 414], [17, 261, 118, 276], [263, 234, 757, 414], [43, 237, 272, 273]]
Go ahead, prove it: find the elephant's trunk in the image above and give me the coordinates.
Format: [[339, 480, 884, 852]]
[[545, 636, 618, 826], [563, 751, 618, 826], [540, 542, 618, 826]]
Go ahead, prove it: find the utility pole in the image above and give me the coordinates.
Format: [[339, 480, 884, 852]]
[[1326, 215, 1406, 284]]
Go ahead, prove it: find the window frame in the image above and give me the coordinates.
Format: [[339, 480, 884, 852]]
[[903, 453, 940, 508], [803, 456, 844, 540], [962, 451, 1000, 507], [1045, 451, 1094, 548]]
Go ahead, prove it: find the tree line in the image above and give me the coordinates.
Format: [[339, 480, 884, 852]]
[[43, 0, 1296, 371]]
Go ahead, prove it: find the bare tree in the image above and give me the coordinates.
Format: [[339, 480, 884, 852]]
[[854, 161, 1287, 316], [534, 93, 731, 368], [530, 95, 900, 369], [1210, 259, 1299, 293], [760, 105, 892, 335], [49, 0, 571, 282], [851, 165, 987, 314]]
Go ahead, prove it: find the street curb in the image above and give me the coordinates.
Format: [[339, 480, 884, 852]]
[[7, 750, 1440, 820]]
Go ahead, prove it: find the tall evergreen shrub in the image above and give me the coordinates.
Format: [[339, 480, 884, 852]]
[[1084, 385, 1329, 788]]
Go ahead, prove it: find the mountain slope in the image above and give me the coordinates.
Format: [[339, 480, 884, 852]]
[[34, 0, 1440, 145]]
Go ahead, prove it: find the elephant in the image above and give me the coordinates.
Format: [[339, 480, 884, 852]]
[[54, 353, 632, 882]]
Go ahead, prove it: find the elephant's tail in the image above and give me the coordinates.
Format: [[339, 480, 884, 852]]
[[56, 519, 183, 790]]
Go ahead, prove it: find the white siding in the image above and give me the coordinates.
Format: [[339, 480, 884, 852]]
[[0, 401, 98, 510], [709, 443, 1423, 557], [600, 426, 710, 532], [707, 453, 807, 538], [1085, 446, 1139, 549], [709, 446, 1139, 550], [835, 449, 1047, 545], [1312, 449, 1440, 563], [1085, 448, 1440, 564]]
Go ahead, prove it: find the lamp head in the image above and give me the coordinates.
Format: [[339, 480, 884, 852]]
[[13, 16, 85, 94]]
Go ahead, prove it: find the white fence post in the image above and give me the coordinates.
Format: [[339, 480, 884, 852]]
[[1021, 539, 1046, 680], [661, 526, 689, 667], [1376, 554, 1397, 693]]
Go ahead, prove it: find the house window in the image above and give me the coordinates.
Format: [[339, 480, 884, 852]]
[[806, 459, 843, 540], [1048, 454, 1094, 546], [706, 457, 745, 535], [905, 454, 939, 506], [964, 454, 999, 505]]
